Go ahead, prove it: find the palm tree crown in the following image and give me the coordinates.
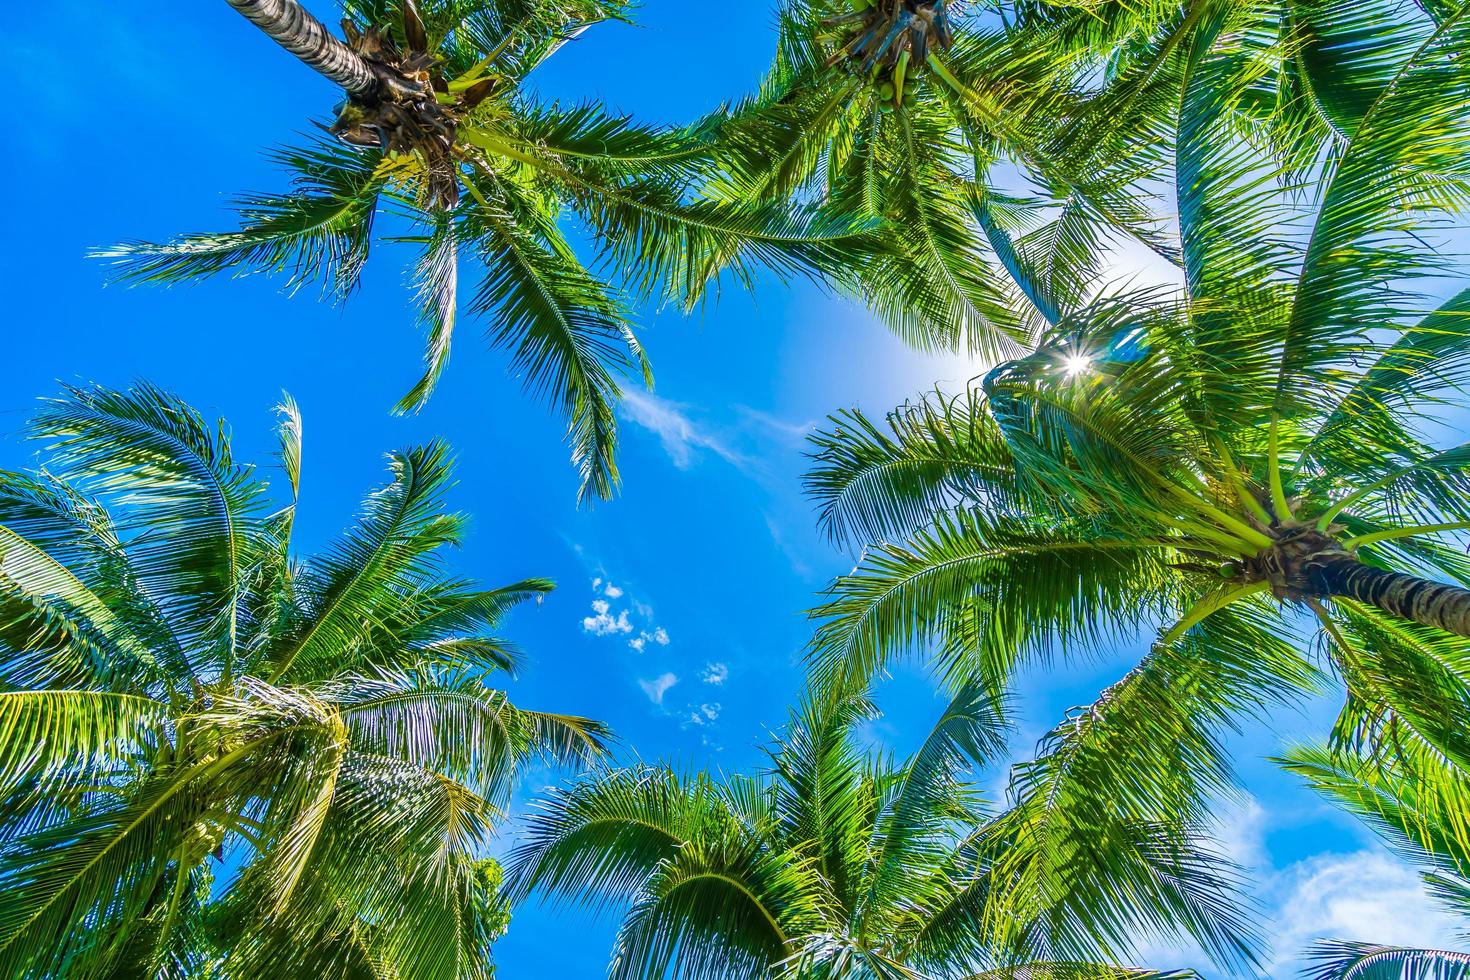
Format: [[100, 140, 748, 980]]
[[802, 1, 1470, 946], [99, 0, 872, 501], [508, 688, 1253, 978], [709, 0, 1184, 360], [0, 382, 609, 978]]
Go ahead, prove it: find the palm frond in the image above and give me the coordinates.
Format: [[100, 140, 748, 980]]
[[458, 182, 642, 502], [507, 766, 718, 911], [805, 387, 1020, 549], [1303, 939, 1470, 980], [97, 140, 386, 300], [262, 443, 461, 681], [328, 665, 609, 803], [807, 509, 1174, 695], [32, 382, 272, 671], [0, 689, 165, 794]]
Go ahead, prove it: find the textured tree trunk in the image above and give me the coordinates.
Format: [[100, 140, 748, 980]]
[[223, 0, 378, 97], [1310, 551, 1470, 638]]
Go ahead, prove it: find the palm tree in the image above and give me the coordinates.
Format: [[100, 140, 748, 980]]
[[98, 0, 870, 501], [707, 0, 1184, 360], [508, 687, 1254, 977], [714, 0, 1467, 362], [1282, 618, 1470, 979], [800, 0, 1470, 922], [0, 382, 609, 978]]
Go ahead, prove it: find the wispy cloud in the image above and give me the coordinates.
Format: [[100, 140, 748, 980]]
[[617, 391, 824, 576], [638, 673, 679, 705], [686, 702, 722, 726], [701, 662, 729, 686], [620, 389, 749, 470], [735, 406, 816, 445]]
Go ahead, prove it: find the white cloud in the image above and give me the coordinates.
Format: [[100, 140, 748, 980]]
[[1132, 797, 1465, 977], [687, 702, 722, 726], [1265, 851, 1462, 976], [638, 672, 679, 705], [582, 599, 633, 636], [620, 389, 749, 470], [629, 626, 670, 653], [1211, 796, 1268, 871], [701, 662, 729, 686], [582, 577, 670, 657]]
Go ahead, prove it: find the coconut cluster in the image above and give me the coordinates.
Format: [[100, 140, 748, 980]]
[[329, 7, 499, 208], [824, 0, 956, 111]]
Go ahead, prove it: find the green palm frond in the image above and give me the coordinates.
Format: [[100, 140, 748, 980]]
[[957, 968, 1196, 980], [0, 470, 170, 689], [808, 508, 1175, 695], [1324, 605, 1470, 780], [458, 183, 643, 504], [610, 838, 822, 980], [515, 691, 1197, 980], [507, 765, 720, 911], [32, 382, 273, 670], [806, 389, 1021, 549], [863, 682, 1008, 919], [0, 694, 346, 979], [0, 383, 604, 974], [1303, 940, 1470, 980], [1291, 0, 1438, 137], [516, 100, 720, 173], [262, 442, 462, 682], [0, 689, 165, 794], [1273, 6, 1470, 420], [396, 209, 462, 413], [98, 140, 386, 300], [1300, 285, 1470, 488], [973, 606, 1306, 970], [329, 664, 609, 802]]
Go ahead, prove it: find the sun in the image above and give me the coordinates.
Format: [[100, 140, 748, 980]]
[[1061, 353, 1093, 377]]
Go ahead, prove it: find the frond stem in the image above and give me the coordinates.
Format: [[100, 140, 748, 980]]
[[1267, 415, 1293, 521], [1154, 581, 1269, 650], [1345, 521, 1470, 549]]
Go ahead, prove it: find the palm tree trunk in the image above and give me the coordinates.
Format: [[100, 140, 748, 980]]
[[223, 0, 378, 97], [1310, 551, 1470, 638]]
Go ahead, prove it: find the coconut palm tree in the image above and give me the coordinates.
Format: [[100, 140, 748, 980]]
[[707, 0, 1184, 360], [508, 687, 1254, 978], [800, 0, 1470, 920], [1282, 618, 1470, 979], [713, 0, 1463, 361], [0, 382, 609, 978], [99, 0, 871, 502]]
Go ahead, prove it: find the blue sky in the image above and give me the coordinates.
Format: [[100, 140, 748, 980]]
[[2, 2, 1465, 976]]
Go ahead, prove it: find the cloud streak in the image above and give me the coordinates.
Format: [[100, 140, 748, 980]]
[[639, 673, 678, 705], [620, 389, 750, 470]]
